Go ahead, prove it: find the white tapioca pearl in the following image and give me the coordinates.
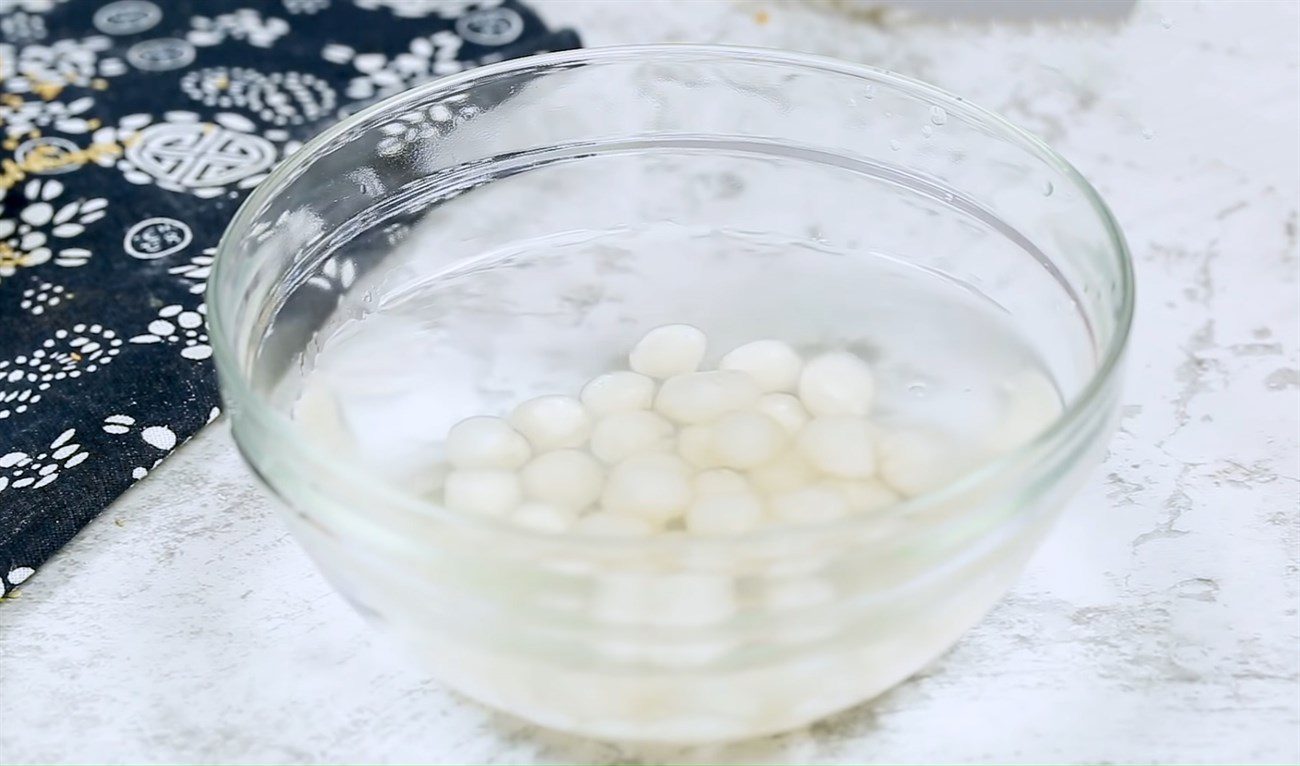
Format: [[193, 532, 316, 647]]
[[719, 339, 802, 392], [677, 424, 719, 468], [293, 379, 353, 452], [712, 410, 787, 469], [693, 468, 750, 496], [756, 392, 810, 434], [519, 449, 604, 509], [572, 512, 656, 537], [509, 395, 591, 450], [579, 371, 655, 415], [601, 453, 692, 524], [512, 502, 579, 533], [764, 576, 836, 610], [984, 370, 1065, 452], [654, 370, 760, 424], [445, 415, 531, 469], [589, 409, 674, 464], [798, 351, 875, 416], [593, 572, 737, 627], [830, 478, 900, 513], [877, 428, 965, 497], [795, 416, 876, 479], [748, 450, 814, 493], [686, 491, 765, 535], [628, 324, 707, 379], [769, 484, 849, 525], [443, 469, 521, 516]]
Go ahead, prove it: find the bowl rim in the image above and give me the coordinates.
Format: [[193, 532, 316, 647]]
[[209, 43, 1135, 551]]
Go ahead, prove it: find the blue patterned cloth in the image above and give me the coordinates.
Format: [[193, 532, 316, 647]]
[[0, 0, 579, 594]]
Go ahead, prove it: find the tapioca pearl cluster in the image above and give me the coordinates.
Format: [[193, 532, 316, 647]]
[[436, 324, 930, 536]]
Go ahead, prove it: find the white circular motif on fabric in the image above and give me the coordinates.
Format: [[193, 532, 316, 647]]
[[126, 38, 196, 71], [123, 217, 193, 260], [94, 1, 163, 36], [455, 7, 524, 46], [14, 137, 81, 175], [124, 122, 276, 188]]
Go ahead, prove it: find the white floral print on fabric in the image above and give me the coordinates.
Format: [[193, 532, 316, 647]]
[[306, 255, 357, 291], [187, 9, 290, 49], [0, 179, 104, 282], [0, 95, 98, 139], [282, 0, 330, 14], [0, 428, 89, 493], [102, 411, 215, 481], [353, 0, 501, 19], [324, 32, 465, 102], [129, 302, 211, 360], [10, 0, 69, 12], [167, 247, 214, 295], [374, 96, 467, 157], [180, 67, 336, 127], [1, 12, 49, 43], [0, 36, 127, 94], [0, 324, 124, 420], [19, 280, 73, 316]]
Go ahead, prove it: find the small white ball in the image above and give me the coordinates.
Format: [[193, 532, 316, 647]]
[[443, 469, 521, 516], [769, 484, 848, 525], [589, 409, 674, 464], [830, 479, 901, 513], [573, 512, 656, 537], [520, 449, 605, 509], [712, 411, 787, 469], [601, 454, 692, 524], [693, 468, 750, 496], [512, 502, 579, 533], [629, 324, 707, 379], [795, 416, 877, 479], [719, 339, 802, 392], [686, 491, 765, 535], [510, 395, 591, 450], [756, 392, 810, 434], [655, 370, 760, 424], [445, 416, 531, 469], [748, 450, 814, 493], [984, 370, 1064, 452], [798, 351, 875, 416], [877, 428, 965, 497], [677, 424, 719, 468], [579, 371, 655, 415]]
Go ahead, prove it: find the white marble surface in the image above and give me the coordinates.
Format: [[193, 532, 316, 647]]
[[2, 1, 1298, 763]]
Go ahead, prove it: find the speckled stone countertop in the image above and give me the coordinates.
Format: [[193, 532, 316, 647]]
[[2, 1, 1297, 763]]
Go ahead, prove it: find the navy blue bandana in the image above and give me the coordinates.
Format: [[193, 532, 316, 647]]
[[0, 0, 579, 594]]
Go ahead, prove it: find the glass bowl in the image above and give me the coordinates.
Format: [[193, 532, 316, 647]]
[[209, 45, 1133, 743]]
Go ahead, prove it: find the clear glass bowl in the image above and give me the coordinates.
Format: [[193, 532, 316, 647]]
[[209, 46, 1133, 743]]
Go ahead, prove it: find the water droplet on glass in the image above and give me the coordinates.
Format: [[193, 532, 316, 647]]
[[929, 106, 948, 125], [1043, 180, 1054, 196], [1141, 127, 1155, 140], [907, 382, 928, 397], [889, 139, 901, 151], [1160, 16, 1172, 28], [863, 84, 876, 100], [921, 124, 933, 138]]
